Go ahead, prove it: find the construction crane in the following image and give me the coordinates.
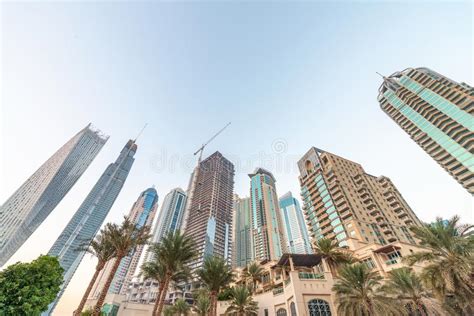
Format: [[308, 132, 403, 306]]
[[193, 122, 231, 162]]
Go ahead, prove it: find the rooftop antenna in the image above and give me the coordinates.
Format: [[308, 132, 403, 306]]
[[376, 72, 385, 79], [134, 123, 148, 142], [193, 122, 231, 162]]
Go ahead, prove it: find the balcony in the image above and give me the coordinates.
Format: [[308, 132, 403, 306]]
[[298, 272, 325, 280], [273, 287, 284, 296]]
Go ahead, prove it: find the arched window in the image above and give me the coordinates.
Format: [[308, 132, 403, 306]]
[[308, 299, 331, 316], [276, 308, 287, 316], [290, 302, 297, 316]]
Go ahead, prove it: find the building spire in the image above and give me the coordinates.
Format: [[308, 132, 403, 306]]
[[134, 123, 148, 142]]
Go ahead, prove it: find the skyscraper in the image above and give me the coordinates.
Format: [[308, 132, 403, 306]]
[[232, 195, 253, 268], [145, 187, 187, 263], [279, 192, 312, 254], [89, 187, 158, 299], [298, 147, 421, 250], [0, 124, 107, 267], [249, 168, 288, 261], [44, 139, 137, 315], [378, 67, 474, 194], [184, 151, 234, 270]]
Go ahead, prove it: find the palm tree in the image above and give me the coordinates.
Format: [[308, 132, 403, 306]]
[[197, 256, 234, 316], [150, 231, 196, 316], [333, 263, 400, 316], [225, 286, 258, 316], [313, 238, 354, 276], [92, 217, 151, 316], [141, 254, 191, 316], [173, 298, 191, 316], [382, 268, 444, 316], [243, 262, 264, 293], [74, 229, 115, 315], [192, 289, 211, 316], [163, 306, 175, 316], [403, 216, 473, 314], [193, 292, 211, 316]]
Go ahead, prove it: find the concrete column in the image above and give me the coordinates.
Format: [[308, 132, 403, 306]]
[[289, 255, 295, 271]]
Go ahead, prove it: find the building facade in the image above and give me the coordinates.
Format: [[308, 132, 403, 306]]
[[44, 139, 137, 315], [184, 151, 235, 271], [89, 187, 159, 301], [378, 67, 474, 194], [145, 187, 187, 263], [0, 124, 107, 267], [279, 192, 312, 254], [298, 147, 421, 250], [249, 168, 288, 262], [232, 195, 253, 268]]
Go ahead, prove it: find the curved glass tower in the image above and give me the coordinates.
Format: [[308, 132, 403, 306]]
[[44, 139, 137, 315], [0, 124, 108, 267]]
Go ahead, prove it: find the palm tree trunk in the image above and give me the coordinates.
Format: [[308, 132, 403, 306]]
[[155, 275, 171, 316], [209, 291, 217, 316], [152, 281, 165, 315], [74, 262, 104, 315], [92, 257, 122, 316]]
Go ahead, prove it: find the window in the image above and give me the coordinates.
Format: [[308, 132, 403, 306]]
[[290, 302, 297, 316], [264, 309, 269, 316], [308, 299, 332, 316], [277, 308, 287, 316]]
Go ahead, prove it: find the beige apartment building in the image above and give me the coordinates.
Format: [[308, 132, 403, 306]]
[[298, 147, 421, 250]]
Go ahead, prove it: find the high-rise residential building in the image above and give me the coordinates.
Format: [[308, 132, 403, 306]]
[[89, 187, 158, 299], [298, 147, 421, 250], [378, 67, 474, 194], [249, 168, 288, 262], [279, 192, 312, 254], [44, 139, 137, 315], [0, 124, 107, 267], [184, 151, 234, 270], [232, 195, 253, 268], [145, 187, 187, 263]]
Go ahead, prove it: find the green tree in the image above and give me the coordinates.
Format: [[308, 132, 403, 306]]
[[332, 263, 400, 316], [382, 268, 443, 316], [313, 238, 354, 276], [147, 231, 196, 316], [197, 256, 234, 316], [140, 253, 191, 316], [74, 229, 115, 315], [92, 217, 150, 316], [225, 286, 258, 316], [0, 255, 63, 315], [173, 298, 191, 316], [163, 306, 175, 316], [193, 290, 210, 316], [403, 216, 473, 314], [243, 262, 264, 293]]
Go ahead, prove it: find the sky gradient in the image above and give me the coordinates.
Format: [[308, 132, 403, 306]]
[[1, 1, 472, 315]]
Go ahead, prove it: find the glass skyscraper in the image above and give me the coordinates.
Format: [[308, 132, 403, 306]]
[[249, 168, 288, 261], [378, 67, 473, 194], [232, 195, 253, 267], [145, 187, 186, 263], [89, 187, 158, 300], [279, 192, 312, 254], [44, 139, 137, 315], [0, 124, 107, 267]]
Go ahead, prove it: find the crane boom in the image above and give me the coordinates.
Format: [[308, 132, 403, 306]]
[[193, 122, 231, 158]]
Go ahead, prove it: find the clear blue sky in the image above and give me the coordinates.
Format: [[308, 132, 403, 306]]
[[1, 1, 472, 314]]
